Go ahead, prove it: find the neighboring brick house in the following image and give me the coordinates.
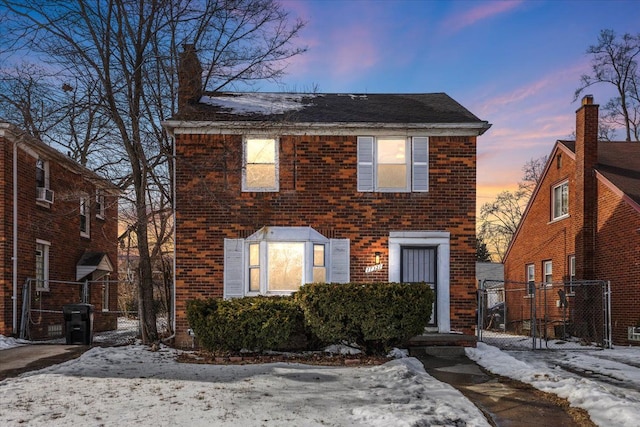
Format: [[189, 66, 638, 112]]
[[0, 123, 119, 339], [503, 96, 640, 345], [164, 46, 491, 347]]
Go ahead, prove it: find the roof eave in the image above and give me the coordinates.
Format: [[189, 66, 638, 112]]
[[162, 120, 491, 137]]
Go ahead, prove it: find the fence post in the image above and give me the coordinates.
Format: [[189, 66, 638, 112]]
[[83, 280, 89, 304], [604, 281, 612, 349], [477, 280, 485, 342]]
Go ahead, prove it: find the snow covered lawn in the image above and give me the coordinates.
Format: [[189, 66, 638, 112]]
[[0, 342, 489, 427]]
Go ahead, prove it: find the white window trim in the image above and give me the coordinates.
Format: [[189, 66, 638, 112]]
[[35, 239, 51, 292], [96, 190, 105, 219], [242, 136, 279, 192], [388, 231, 450, 333], [358, 136, 429, 193], [551, 180, 569, 220], [245, 228, 329, 295], [80, 196, 90, 238], [224, 227, 349, 299]]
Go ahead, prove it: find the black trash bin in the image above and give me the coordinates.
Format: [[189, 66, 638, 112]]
[[63, 303, 94, 345]]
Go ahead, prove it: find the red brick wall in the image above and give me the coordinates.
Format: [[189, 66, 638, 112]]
[[175, 133, 478, 346], [0, 134, 119, 338], [504, 148, 575, 286], [595, 179, 640, 344]]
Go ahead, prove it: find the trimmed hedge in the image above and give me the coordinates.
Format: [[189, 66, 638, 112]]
[[186, 296, 309, 352], [295, 282, 434, 355], [186, 282, 434, 355]]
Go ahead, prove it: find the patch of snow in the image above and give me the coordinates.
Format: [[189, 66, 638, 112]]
[[467, 342, 640, 427], [0, 334, 28, 349], [0, 343, 489, 426], [200, 93, 318, 115]]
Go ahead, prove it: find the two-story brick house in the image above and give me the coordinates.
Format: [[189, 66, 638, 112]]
[[0, 123, 119, 339], [504, 96, 640, 345], [165, 46, 491, 347]]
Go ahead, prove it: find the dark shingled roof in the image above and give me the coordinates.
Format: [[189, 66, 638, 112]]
[[560, 140, 640, 207], [171, 92, 489, 127]]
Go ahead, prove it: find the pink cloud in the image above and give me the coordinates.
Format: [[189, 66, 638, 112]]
[[444, 0, 523, 33]]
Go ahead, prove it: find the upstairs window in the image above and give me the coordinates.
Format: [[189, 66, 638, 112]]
[[357, 136, 428, 192], [552, 181, 569, 220], [80, 197, 90, 238], [243, 137, 278, 192], [35, 159, 54, 204]]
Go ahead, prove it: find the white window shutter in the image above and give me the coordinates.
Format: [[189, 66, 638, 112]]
[[224, 238, 245, 299], [357, 136, 374, 192], [329, 239, 350, 283], [412, 137, 429, 192]]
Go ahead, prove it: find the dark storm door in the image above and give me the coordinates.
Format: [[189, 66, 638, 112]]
[[401, 247, 437, 326]]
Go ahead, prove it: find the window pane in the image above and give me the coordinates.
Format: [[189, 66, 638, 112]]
[[268, 242, 303, 291], [249, 244, 259, 266], [313, 244, 325, 267], [377, 138, 406, 163], [249, 268, 260, 292], [378, 164, 407, 188], [247, 139, 275, 163], [246, 164, 276, 188], [313, 267, 326, 283]]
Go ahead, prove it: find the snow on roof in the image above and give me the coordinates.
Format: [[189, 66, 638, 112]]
[[200, 93, 320, 115]]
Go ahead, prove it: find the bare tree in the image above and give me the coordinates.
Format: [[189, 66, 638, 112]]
[[575, 29, 640, 141], [0, 0, 306, 343], [478, 155, 548, 262]]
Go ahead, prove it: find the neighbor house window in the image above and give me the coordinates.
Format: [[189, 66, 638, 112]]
[[36, 159, 47, 188], [35, 240, 50, 291], [357, 136, 428, 192], [223, 227, 348, 298], [80, 197, 90, 237], [526, 264, 535, 295], [96, 190, 105, 219], [100, 274, 111, 311], [243, 137, 278, 191], [543, 260, 552, 286], [35, 159, 54, 204], [552, 181, 569, 220], [567, 255, 576, 293]]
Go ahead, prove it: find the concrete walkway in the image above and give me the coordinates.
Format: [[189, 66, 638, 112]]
[[418, 354, 595, 427], [0, 344, 89, 381]]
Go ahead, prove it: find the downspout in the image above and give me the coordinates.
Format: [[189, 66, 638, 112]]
[[12, 139, 18, 334]]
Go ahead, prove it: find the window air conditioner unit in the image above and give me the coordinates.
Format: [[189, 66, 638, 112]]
[[36, 187, 55, 203]]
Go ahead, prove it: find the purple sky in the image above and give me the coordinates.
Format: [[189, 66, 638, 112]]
[[260, 0, 640, 206]]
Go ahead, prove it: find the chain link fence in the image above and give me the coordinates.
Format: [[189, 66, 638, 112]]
[[477, 279, 611, 350], [19, 278, 172, 346]]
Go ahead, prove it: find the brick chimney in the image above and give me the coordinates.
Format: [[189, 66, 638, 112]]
[[178, 44, 203, 112], [574, 95, 598, 280]]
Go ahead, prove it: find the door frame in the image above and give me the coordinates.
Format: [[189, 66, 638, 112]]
[[388, 231, 450, 333]]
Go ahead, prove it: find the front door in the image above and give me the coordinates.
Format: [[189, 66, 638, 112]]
[[401, 246, 437, 325]]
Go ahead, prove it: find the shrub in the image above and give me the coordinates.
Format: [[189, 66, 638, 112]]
[[186, 296, 309, 353], [295, 282, 434, 355]]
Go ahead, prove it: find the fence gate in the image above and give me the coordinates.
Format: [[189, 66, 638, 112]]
[[477, 279, 611, 350]]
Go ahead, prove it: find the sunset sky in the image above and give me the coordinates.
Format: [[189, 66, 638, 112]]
[[261, 0, 640, 207]]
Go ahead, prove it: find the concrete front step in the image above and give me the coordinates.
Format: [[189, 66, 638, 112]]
[[407, 333, 477, 357]]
